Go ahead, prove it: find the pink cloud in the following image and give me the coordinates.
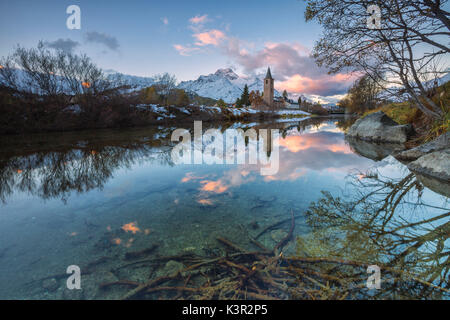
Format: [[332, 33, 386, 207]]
[[189, 14, 210, 25], [276, 73, 356, 96], [222, 41, 356, 95], [173, 44, 201, 56], [224, 41, 321, 78], [175, 18, 356, 98], [200, 180, 229, 193], [279, 135, 353, 154], [193, 29, 226, 46]]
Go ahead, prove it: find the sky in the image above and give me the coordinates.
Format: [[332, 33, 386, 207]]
[[0, 0, 358, 103]]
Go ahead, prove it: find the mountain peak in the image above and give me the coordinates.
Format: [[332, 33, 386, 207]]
[[178, 67, 280, 103], [214, 68, 239, 80]]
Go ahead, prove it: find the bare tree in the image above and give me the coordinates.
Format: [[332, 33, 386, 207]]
[[0, 41, 124, 101], [343, 74, 384, 113], [0, 56, 19, 92], [153, 72, 177, 106], [305, 0, 450, 119]]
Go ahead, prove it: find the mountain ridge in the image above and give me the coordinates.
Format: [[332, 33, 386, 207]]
[[178, 68, 280, 103]]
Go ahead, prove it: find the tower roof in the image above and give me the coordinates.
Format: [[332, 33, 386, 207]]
[[265, 67, 273, 80]]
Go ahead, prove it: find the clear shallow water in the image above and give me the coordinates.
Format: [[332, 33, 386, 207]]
[[0, 117, 448, 299]]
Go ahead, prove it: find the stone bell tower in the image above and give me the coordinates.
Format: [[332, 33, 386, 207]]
[[263, 67, 274, 106]]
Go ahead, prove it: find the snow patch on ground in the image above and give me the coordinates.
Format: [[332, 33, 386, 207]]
[[276, 110, 310, 116], [132, 103, 310, 121], [63, 105, 82, 114], [276, 117, 311, 123]]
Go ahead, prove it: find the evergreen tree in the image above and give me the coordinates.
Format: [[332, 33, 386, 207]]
[[298, 96, 302, 106], [283, 90, 289, 101], [240, 84, 250, 107], [235, 97, 243, 108]]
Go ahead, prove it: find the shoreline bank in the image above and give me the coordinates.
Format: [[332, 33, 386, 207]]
[[0, 105, 311, 136]]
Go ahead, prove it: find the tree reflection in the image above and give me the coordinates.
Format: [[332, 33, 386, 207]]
[[0, 137, 174, 203], [0, 119, 343, 203], [296, 169, 449, 299]]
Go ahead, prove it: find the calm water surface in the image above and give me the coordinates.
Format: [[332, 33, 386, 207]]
[[0, 117, 448, 299]]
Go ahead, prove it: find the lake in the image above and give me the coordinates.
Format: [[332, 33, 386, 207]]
[[0, 117, 448, 299]]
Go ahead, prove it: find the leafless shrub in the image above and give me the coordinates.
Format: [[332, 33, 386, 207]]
[[153, 72, 177, 106]]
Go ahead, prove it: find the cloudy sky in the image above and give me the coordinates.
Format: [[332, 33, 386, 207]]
[[0, 0, 357, 103]]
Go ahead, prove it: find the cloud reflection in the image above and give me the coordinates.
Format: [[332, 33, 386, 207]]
[[186, 126, 374, 191]]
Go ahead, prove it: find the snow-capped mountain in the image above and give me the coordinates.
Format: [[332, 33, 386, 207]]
[[104, 71, 155, 90], [4, 66, 447, 104], [178, 68, 280, 103]]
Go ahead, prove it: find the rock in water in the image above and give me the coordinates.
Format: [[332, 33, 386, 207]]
[[407, 149, 450, 182], [395, 132, 449, 161], [157, 260, 185, 278], [42, 278, 59, 292], [347, 111, 413, 143], [60, 270, 119, 300], [271, 230, 288, 243], [256, 195, 277, 203], [249, 220, 259, 230]]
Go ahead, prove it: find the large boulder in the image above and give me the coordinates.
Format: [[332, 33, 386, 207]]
[[395, 132, 449, 161], [347, 111, 413, 143], [407, 149, 450, 182]]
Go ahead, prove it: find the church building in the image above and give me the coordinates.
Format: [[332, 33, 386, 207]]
[[251, 67, 287, 110], [263, 67, 275, 106]]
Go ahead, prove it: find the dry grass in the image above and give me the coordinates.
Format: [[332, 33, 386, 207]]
[[361, 80, 449, 142], [362, 102, 421, 125]]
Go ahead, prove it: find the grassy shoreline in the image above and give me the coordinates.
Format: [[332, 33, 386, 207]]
[[355, 81, 449, 146]]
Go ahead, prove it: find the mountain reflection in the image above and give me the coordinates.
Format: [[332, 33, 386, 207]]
[[0, 118, 360, 203]]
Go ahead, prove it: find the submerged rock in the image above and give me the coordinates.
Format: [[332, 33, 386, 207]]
[[248, 220, 260, 230], [60, 270, 119, 300], [256, 195, 277, 203], [157, 260, 185, 278], [82, 270, 119, 300], [271, 229, 288, 243], [42, 278, 59, 292], [395, 132, 449, 161], [347, 112, 413, 143], [408, 149, 450, 182]]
